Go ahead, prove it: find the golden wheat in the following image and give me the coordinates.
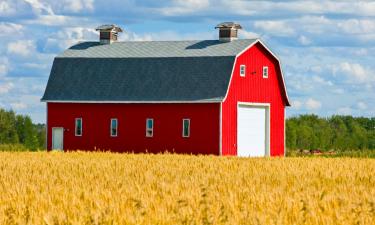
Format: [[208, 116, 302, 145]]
[[0, 152, 374, 224]]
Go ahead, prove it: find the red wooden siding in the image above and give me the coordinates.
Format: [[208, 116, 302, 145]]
[[222, 42, 286, 156], [47, 103, 220, 154]]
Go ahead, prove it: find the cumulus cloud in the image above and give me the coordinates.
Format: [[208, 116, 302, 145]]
[[298, 35, 311, 45], [0, 82, 14, 94], [24, 0, 54, 15], [240, 30, 259, 39], [0, 23, 23, 37], [333, 62, 375, 83], [10, 102, 27, 110], [158, 0, 210, 15], [0, 1, 16, 15], [0, 58, 10, 77], [337, 107, 352, 115], [357, 102, 367, 110], [292, 100, 303, 110], [7, 40, 36, 57], [254, 20, 295, 37], [43, 27, 98, 52], [305, 98, 322, 110], [60, 0, 94, 12]]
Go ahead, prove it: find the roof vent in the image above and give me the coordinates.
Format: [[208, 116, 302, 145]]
[[96, 24, 123, 44], [215, 22, 242, 42]]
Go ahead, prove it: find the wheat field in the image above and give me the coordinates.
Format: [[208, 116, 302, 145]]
[[0, 152, 374, 224]]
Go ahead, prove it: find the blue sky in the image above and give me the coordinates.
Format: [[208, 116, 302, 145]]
[[0, 0, 374, 123]]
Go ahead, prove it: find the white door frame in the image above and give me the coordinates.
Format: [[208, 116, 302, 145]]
[[237, 102, 271, 156], [52, 127, 64, 150]]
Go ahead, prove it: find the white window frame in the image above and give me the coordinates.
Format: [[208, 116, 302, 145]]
[[182, 119, 190, 138], [110, 118, 118, 137], [263, 66, 269, 78], [240, 65, 246, 77], [146, 118, 154, 137], [75, 118, 82, 136]]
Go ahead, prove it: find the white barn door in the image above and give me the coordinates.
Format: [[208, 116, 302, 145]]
[[237, 104, 269, 157], [52, 128, 64, 150]]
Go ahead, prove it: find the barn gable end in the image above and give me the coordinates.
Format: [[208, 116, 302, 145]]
[[221, 40, 289, 156]]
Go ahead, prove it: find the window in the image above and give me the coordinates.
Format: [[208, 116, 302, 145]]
[[110, 118, 118, 137], [75, 118, 82, 136], [182, 119, 190, 138], [146, 118, 153, 137], [263, 66, 269, 78], [240, 65, 246, 77]]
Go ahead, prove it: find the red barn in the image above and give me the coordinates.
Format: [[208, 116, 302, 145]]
[[42, 22, 290, 157]]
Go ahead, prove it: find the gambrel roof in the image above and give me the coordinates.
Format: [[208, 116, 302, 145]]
[[41, 39, 290, 105]]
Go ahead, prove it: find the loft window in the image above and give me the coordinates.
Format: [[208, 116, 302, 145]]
[[263, 66, 269, 78], [75, 118, 82, 136], [111, 118, 118, 137], [240, 65, 246, 77], [146, 118, 154, 137], [182, 119, 190, 138]]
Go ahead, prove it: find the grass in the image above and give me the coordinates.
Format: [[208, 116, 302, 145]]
[[0, 152, 374, 224]]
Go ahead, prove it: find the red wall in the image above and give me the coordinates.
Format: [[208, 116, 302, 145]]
[[222, 42, 286, 156], [47, 103, 220, 155]]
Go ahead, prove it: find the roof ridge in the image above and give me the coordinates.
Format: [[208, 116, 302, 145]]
[[77, 39, 257, 44]]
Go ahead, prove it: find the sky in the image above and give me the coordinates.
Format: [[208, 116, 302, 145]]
[[0, 0, 374, 123]]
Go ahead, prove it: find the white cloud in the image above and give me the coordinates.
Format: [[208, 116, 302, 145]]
[[338, 19, 375, 35], [0, 82, 14, 94], [305, 98, 322, 110], [61, 0, 94, 12], [334, 62, 375, 83], [0, 1, 15, 15], [159, 0, 210, 15], [0, 58, 9, 77], [298, 35, 311, 45], [24, 0, 54, 15], [0, 22, 23, 37], [292, 100, 303, 110], [357, 102, 367, 110], [240, 30, 259, 39], [254, 20, 295, 36], [312, 76, 333, 86], [44, 27, 98, 51], [10, 102, 27, 110], [7, 40, 35, 57], [337, 107, 352, 115]]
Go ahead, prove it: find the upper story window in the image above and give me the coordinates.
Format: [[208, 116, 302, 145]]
[[263, 66, 269, 78], [75, 118, 82, 136], [110, 118, 118, 137], [182, 119, 190, 138], [240, 65, 246, 77], [146, 118, 154, 137]]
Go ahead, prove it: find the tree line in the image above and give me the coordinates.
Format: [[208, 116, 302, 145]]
[[286, 115, 375, 151], [0, 108, 45, 150], [0, 108, 374, 151]]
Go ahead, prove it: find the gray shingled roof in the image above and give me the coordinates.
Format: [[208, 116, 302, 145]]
[[42, 39, 257, 102]]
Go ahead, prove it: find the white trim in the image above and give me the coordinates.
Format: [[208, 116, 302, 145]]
[[75, 118, 82, 136], [182, 119, 190, 138], [146, 118, 154, 137], [263, 66, 269, 78], [240, 64, 246, 77], [110, 118, 118, 137], [219, 102, 222, 156], [41, 100, 221, 103], [46, 103, 48, 150], [284, 106, 286, 157], [52, 127, 64, 151], [223, 39, 290, 106], [237, 102, 271, 157]]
